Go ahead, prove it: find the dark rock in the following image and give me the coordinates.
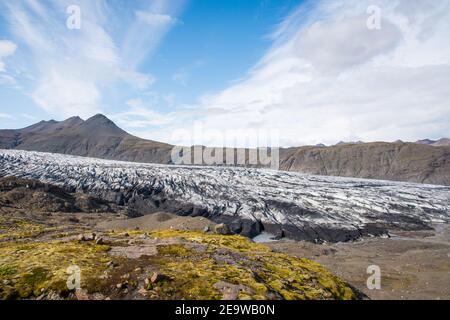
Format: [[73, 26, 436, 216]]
[[214, 223, 232, 235], [68, 216, 80, 223], [240, 220, 263, 238], [150, 272, 165, 284]]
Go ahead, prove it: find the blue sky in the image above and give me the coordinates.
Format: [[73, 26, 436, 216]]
[[145, 0, 301, 109], [1, 0, 450, 147], [0, 0, 301, 128]]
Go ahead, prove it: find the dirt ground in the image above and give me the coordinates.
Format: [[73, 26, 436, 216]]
[[267, 224, 450, 300], [96, 212, 216, 232]]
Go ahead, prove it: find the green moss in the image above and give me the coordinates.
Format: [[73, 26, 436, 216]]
[[150, 230, 271, 253], [0, 241, 115, 299], [151, 256, 267, 300], [0, 216, 65, 241], [105, 230, 146, 238], [0, 265, 16, 276], [0, 226, 357, 300], [257, 254, 356, 300], [157, 244, 197, 257], [0, 218, 45, 240], [149, 230, 356, 300]]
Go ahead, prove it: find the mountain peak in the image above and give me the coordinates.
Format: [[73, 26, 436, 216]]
[[87, 114, 110, 122], [65, 116, 83, 121], [85, 114, 117, 127], [62, 116, 84, 126], [83, 114, 126, 136]]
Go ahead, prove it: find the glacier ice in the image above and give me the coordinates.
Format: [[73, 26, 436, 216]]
[[0, 149, 449, 242]]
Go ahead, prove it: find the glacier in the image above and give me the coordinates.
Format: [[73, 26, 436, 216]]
[[0, 149, 449, 243]]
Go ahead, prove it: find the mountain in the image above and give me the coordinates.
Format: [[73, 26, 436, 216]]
[[416, 139, 436, 145], [279, 142, 450, 186], [334, 141, 364, 146], [0, 114, 173, 164], [1, 115, 450, 185], [432, 138, 450, 146], [415, 138, 450, 147]]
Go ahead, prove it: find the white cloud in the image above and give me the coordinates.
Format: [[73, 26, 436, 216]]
[[0, 0, 184, 119], [0, 1, 118, 117], [120, 2, 186, 69], [119, 70, 155, 90], [0, 113, 12, 119], [136, 11, 177, 27], [151, 0, 450, 147], [110, 98, 174, 129], [0, 40, 17, 72], [295, 16, 402, 74], [32, 71, 101, 118]]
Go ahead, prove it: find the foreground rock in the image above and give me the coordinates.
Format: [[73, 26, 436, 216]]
[[0, 214, 358, 300]]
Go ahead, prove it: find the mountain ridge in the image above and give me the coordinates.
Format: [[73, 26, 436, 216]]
[[415, 138, 450, 147], [1, 114, 450, 186], [0, 114, 173, 164]]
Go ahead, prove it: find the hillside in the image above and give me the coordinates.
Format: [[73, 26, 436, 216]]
[[280, 142, 450, 186], [0, 114, 173, 164]]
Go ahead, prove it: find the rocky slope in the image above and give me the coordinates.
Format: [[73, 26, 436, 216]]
[[0, 176, 116, 214], [1, 115, 450, 185], [279, 142, 450, 186], [1, 149, 449, 243]]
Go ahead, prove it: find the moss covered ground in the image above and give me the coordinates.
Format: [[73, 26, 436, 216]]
[[0, 215, 357, 300]]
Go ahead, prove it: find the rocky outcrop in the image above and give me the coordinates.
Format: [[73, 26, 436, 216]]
[[0, 176, 116, 214]]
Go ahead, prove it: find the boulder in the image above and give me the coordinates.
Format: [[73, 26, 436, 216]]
[[214, 223, 232, 235]]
